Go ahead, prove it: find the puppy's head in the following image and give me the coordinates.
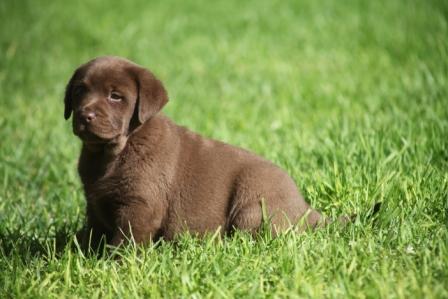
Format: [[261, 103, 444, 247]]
[[64, 56, 168, 144]]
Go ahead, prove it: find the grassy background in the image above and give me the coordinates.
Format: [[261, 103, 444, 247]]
[[1, 0, 447, 297]]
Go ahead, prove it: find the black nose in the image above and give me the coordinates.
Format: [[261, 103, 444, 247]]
[[78, 110, 97, 123]]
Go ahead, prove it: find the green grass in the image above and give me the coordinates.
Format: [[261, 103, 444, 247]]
[[1, 0, 447, 297]]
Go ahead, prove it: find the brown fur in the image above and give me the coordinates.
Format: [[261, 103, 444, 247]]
[[65, 56, 330, 250]]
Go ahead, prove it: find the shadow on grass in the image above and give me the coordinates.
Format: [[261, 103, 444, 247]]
[[0, 203, 384, 262], [0, 224, 79, 260]]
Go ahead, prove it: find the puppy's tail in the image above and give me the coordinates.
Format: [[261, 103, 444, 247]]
[[346, 201, 382, 223], [311, 202, 382, 228]]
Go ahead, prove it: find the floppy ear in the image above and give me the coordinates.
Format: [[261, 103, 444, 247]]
[[64, 71, 77, 120], [133, 67, 168, 124]]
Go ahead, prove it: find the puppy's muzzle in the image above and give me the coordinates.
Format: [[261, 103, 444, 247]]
[[77, 109, 97, 124]]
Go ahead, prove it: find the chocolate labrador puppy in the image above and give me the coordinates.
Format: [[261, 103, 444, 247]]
[[65, 56, 343, 250]]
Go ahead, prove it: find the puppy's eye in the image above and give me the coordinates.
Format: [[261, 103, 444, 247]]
[[109, 92, 123, 102]]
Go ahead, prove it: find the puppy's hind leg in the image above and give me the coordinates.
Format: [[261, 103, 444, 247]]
[[229, 201, 263, 235], [228, 165, 314, 235]]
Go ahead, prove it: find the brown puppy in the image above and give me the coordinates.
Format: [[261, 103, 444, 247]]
[[65, 56, 334, 249]]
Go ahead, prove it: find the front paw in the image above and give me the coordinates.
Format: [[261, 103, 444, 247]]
[[74, 227, 106, 254]]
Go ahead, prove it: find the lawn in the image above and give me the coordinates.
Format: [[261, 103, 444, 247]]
[[0, 0, 447, 298]]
